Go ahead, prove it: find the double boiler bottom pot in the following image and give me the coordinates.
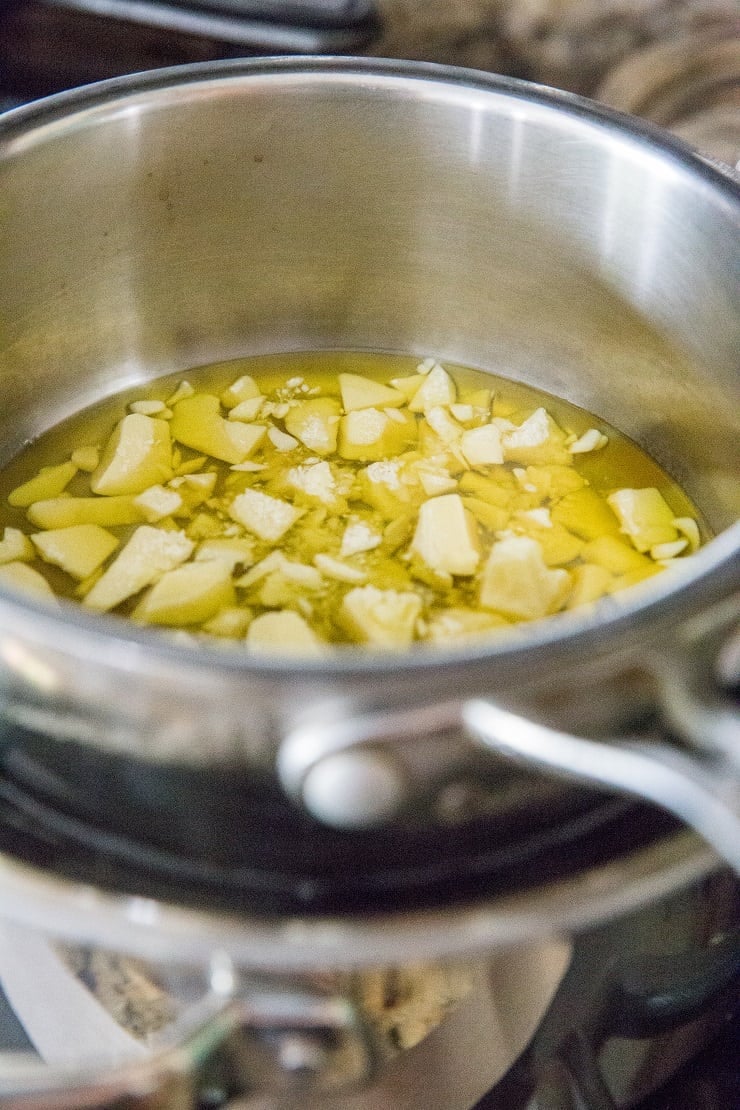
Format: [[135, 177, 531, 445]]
[[0, 59, 737, 1107]]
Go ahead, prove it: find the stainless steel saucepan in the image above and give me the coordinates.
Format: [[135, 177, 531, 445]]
[[0, 58, 737, 947]]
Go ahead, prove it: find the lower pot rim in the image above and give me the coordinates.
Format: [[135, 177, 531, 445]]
[[0, 827, 717, 971]]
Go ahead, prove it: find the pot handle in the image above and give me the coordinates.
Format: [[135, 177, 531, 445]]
[[462, 701, 740, 873], [464, 594, 740, 872], [280, 597, 739, 870]]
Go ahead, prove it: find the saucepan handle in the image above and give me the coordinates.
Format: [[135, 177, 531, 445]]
[[464, 594, 740, 873], [279, 596, 739, 869]]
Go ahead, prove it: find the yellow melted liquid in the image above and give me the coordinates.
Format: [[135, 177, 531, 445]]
[[0, 352, 704, 652]]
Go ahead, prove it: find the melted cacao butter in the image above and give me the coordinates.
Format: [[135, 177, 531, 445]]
[[0, 352, 704, 652]]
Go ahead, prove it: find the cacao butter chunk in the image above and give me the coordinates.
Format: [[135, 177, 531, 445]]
[[566, 563, 614, 608], [133, 560, 236, 626], [389, 374, 426, 400], [287, 460, 339, 506], [518, 465, 586, 500], [502, 408, 570, 466], [338, 407, 417, 462], [228, 397, 264, 422], [31, 524, 119, 580], [8, 461, 78, 508], [424, 406, 465, 449], [461, 496, 509, 532], [415, 463, 457, 497], [220, 374, 261, 410], [246, 610, 326, 656], [339, 585, 422, 648], [195, 537, 255, 570], [70, 446, 100, 472], [27, 496, 145, 529], [426, 608, 508, 643], [229, 488, 304, 544], [340, 520, 382, 557], [479, 535, 570, 620], [460, 423, 504, 466], [551, 487, 620, 540], [83, 526, 194, 612], [0, 527, 35, 565], [338, 373, 406, 412], [408, 363, 456, 412], [606, 488, 678, 552], [134, 484, 184, 523], [284, 397, 341, 455], [91, 414, 173, 495], [170, 394, 265, 463], [0, 561, 57, 601], [582, 535, 657, 575], [203, 607, 253, 639], [410, 493, 481, 576]]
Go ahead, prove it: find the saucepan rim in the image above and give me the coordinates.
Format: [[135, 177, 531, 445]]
[[0, 55, 737, 682]]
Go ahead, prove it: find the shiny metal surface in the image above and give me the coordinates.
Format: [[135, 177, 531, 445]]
[[0, 828, 714, 971], [0, 915, 571, 1109], [0, 58, 738, 916], [0, 862, 735, 1109]]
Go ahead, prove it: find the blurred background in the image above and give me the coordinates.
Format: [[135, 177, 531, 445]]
[[0, 0, 738, 168]]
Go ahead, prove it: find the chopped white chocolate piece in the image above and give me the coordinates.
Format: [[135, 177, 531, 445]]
[[9, 461, 78, 508], [129, 399, 168, 416], [408, 363, 457, 411], [479, 535, 570, 620], [673, 517, 701, 552], [195, 537, 255, 569], [339, 585, 422, 648], [569, 428, 608, 454], [424, 406, 464, 447], [341, 407, 389, 446], [70, 446, 100, 472], [134, 485, 184, 523], [287, 460, 338, 505], [83, 526, 193, 612], [268, 426, 300, 451], [410, 493, 481, 576], [426, 608, 508, 643], [415, 463, 457, 497], [246, 610, 325, 655], [230, 461, 267, 472], [171, 394, 265, 464], [607, 488, 678, 552], [166, 380, 195, 406], [460, 423, 504, 466], [339, 373, 406, 412], [229, 489, 304, 544], [0, 527, 35, 565], [0, 561, 56, 601], [228, 397, 265, 422], [651, 538, 689, 560], [340, 520, 382, 558], [31, 524, 119, 580], [220, 374, 261, 409], [90, 414, 173, 496], [284, 397, 341, 454], [502, 407, 569, 465], [313, 553, 367, 583], [133, 559, 235, 626]]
